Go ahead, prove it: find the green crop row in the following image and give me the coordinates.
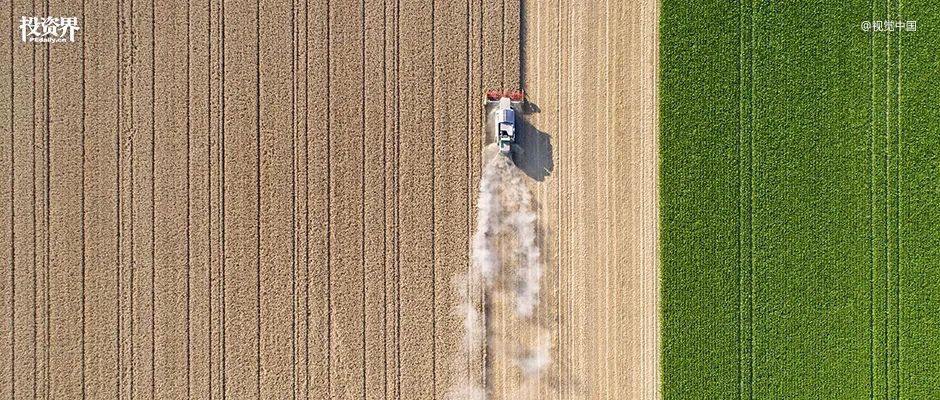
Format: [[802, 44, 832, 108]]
[[660, 0, 940, 397]]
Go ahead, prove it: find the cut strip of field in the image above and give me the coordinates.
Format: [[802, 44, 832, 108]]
[[515, 0, 660, 398], [661, 0, 940, 397]]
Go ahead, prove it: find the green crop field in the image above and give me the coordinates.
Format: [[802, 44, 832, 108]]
[[660, 0, 940, 398]]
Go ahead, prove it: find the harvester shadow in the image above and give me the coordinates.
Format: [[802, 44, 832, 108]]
[[513, 102, 553, 182]]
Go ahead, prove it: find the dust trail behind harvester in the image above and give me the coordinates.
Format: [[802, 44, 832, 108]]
[[450, 145, 551, 400]]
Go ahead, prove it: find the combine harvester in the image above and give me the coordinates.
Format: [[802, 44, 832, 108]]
[[485, 90, 525, 155]]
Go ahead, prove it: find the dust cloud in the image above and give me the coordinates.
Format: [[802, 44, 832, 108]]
[[450, 144, 550, 399]]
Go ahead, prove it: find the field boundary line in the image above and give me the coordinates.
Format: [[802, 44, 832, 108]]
[[736, 0, 743, 395], [894, 0, 902, 395], [882, 0, 890, 396], [747, 1, 755, 397], [867, 0, 875, 396]]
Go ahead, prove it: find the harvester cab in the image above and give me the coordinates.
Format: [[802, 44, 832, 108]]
[[486, 90, 524, 155]]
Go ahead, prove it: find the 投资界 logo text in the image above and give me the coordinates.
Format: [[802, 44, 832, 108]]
[[19, 16, 81, 43]]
